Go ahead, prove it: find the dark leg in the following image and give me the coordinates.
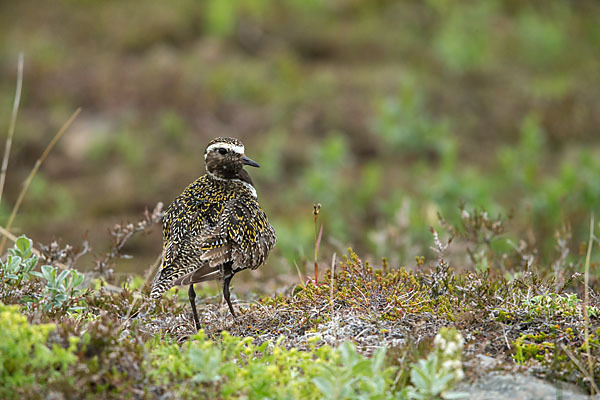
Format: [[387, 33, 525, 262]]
[[223, 273, 237, 318], [188, 284, 201, 331]]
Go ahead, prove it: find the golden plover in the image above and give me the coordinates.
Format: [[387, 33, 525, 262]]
[[150, 137, 276, 330]]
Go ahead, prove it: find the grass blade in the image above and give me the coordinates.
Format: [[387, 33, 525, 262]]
[[582, 213, 596, 395], [0, 107, 81, 253], [0, 53, 24, 205]]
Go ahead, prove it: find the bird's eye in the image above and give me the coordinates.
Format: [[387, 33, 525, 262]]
[[218, 148, 227, 155]]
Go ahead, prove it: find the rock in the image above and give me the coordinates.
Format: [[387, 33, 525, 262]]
[[474, 354, 498, 370], [457, 373, 599, 400]]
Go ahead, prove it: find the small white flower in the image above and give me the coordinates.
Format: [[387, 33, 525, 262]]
[[434, 334, 447, 350], [442, 359, 459, 371], [456, 334, 464, 348], [446, 359, 463, 372], [444, 341, 458, 355]]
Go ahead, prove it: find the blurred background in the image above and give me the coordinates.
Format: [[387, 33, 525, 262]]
[[1, 0, 599, 290]]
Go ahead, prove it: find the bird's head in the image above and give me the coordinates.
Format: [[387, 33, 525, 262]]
[[204, 137, 260, 181]]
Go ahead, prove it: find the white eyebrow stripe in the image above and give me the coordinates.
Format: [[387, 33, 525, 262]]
[[205, 142, 245, 155]]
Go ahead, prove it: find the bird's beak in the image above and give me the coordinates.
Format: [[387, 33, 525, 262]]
[[242, 155, 260, 168]]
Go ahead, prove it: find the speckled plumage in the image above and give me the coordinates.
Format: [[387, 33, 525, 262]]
[[150, 137, 276, 325]]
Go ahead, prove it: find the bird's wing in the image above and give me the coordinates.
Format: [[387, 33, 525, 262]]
[[168, 201, 233, 285], [161, 198, 188, 267], [152, 197, 206, 295], [154, 191, 275, 291], [185, 197, 273, 274], [220, 198, 275, 272]]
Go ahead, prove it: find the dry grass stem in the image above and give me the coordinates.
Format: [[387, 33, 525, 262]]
[[330, 252, 336, 317], [144, 251, 164, 284], [313, 203, 322, 284], [561, 344, 600, 394], [582, 213, 594, 395], [0, 107, 81, 253], [0, 53, 24, 205], [293, 260, 304, 288]]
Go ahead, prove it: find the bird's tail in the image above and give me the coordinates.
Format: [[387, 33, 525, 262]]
[[150, 262, 223, 298], [174, 264, 221, 286], [150, 264, 177, 299]]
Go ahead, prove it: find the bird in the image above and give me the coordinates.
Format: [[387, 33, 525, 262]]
[[150, 137, 276, 331]]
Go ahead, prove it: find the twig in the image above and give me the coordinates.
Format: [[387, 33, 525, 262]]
[[0, 53, 23, 205], [582, 213, 595, 395], [144, 251, 164, 284], [330, 252, 336, 317], [561, 344, 599, 394], [0, 107, 81, 253], [95, 202, 163, 278], [502, 324, 511, 350], [313, 203, 322, 284], [118, 296, 140, 332]]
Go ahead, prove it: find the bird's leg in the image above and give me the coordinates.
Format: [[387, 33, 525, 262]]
[[223, 273, 237, 318], [188, 284, 201, 331]]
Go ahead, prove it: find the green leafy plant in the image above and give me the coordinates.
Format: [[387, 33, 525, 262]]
[[0, 236, 38, 284], [430, 0, 497, 73], [0, 303, 78, 399], [312, 342, 393, 400], [146, 331, 401, 399], [372, 85, 452, 155], [32, 265, 86, 313], [402, 328, 466, 400], [522, 293, 579, 318]]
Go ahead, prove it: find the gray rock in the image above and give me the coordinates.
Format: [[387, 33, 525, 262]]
[[457, 373, 599, 400]]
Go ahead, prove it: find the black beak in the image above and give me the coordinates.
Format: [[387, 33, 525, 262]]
[[242, 155, 260, 168]]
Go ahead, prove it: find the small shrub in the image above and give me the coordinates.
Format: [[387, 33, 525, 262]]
[[32, 265, 86, 313], [402, 327, 466, 400], [0, 236, 38, 284], [0, 303, 77, 399], [146, 331, 400, 399]]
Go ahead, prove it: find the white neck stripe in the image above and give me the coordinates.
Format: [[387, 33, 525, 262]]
[[234, 179, 258, 198], [206, 170, 225, 180], [205, 172, 258, 198]]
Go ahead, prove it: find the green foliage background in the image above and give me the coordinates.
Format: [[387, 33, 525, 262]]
[[0, 0, 599, 283]]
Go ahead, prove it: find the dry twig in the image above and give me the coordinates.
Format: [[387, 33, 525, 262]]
[[94, 202, 163, 279]]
